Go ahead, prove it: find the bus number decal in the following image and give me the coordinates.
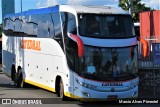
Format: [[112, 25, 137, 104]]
[[20, 40, 41, 51]]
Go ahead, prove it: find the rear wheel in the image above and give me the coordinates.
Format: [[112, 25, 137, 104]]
[[11, 66, 17, 86], [13, 72, 18, 86]]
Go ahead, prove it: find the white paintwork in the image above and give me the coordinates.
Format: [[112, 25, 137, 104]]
[[60, 5, 128, 15], [2, 34, 70, 93]]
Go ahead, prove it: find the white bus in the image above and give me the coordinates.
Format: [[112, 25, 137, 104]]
[[2, 5, 148, 100]]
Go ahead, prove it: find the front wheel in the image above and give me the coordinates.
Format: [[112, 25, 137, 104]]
[[17, 69, 27, 88], [57, 79, 67, 100]]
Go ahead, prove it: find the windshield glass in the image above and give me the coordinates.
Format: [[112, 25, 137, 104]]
[[75, 45, 138, 81], [78, 14, 135, 38]]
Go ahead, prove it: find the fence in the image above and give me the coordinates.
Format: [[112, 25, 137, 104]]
[[138, 36, 160, 98]]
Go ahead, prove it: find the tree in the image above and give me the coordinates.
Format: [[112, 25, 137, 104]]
[[119, 0, 152, 22]]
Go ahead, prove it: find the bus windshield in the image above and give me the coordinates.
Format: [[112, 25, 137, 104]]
[[78, 14, 135, 38], [75, 45, 138, 81]]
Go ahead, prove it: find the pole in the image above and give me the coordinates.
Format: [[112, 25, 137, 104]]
[[21, 0, 22, 13], [158, 0, 160, 10], [128, 0, 132, 15]]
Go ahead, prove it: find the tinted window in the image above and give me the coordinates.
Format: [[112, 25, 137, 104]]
[[8, 17, 14, 31], [61, 12, 78, 71], [79, 14, 135, 38], [36, 14, 52, 38], [3, 17, 15, 36], [52, 13, 61, 37], [4, 12, 61, 38], [14, 18, 22, 32], [72, 45, 138, 81], [52, 12, 64, 50], [67, 13, 76, 34], [21, 16, 29, 34], [3, 18, 9, 29]]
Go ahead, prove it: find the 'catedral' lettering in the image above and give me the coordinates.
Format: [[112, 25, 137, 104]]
[[102, 83, 123, 86], [20, 40, 41, 51]]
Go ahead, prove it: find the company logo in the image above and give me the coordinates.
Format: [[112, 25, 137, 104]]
[[1, 99, 42, 104], [111, 88, 116, 92], [102, 83, 123, 86], [2, 99, 11, 104], [20, 40, 41, 51], [155, 44, 160, 52]]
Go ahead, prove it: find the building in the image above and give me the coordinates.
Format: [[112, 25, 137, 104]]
[[1, 0, 15, 23], [139, 10, 160, 69]]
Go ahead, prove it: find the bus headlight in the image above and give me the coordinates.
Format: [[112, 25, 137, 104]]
[[76, 79, 97, 89], [132, 91, 137, 97], [130, 80, 138, 86]]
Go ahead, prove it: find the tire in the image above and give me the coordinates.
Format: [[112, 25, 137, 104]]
[[17, 74, 23, 88], [11, 67, 15, 81], [11, 67, 17, 86], [57, 79, 67, 100], [17, 69, 27, 88], [13, 72, 18, 87]]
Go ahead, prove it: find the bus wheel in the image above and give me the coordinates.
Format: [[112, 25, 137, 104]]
[[11, 67, 18, 86], [58, 79, 67, 100], [13, 72, 18, 87], [17, 69, 26, 88], [60, 79, 64, 98]]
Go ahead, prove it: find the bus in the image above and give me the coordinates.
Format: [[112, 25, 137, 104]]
[[134, 22, 140, 37], [2, 5, 148, 100]]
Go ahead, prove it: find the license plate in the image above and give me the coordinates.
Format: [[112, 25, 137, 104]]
[[108, 95, 118, 100]]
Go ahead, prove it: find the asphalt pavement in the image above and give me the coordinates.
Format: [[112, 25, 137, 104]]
[[0, 73, 160, 107]]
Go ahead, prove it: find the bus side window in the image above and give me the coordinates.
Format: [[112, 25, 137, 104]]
[[52, 12, 61, 38], [21, 15, 30, 36], [52, 12, 64, 51], [3, 18, 13, 36], [14, 18, 21, 33], [37, 14, 47, 38], [3, 18, 8, 30], [4, 17, 16, 36], [9, 17, 14, 31], [67, 13, 77, 34], [61, 12, 66, 28], [43, 14, 55, 38]]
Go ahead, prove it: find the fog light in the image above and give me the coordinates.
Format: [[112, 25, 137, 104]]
[[82, 91, 90, 98], [132, 91, 137, 97]]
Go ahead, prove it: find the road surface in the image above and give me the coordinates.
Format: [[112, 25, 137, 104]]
[[0, 72, 160, 107]]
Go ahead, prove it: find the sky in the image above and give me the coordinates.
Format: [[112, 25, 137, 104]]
[[0, 0, 160, 24]]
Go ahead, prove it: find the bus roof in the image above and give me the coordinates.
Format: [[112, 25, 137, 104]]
[[60, 5, 128, 15], [4, 5, 128, 18]]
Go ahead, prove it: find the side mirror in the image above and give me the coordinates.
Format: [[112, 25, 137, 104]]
[[138, 37, 148, 57], [70, 34, 84, 58]]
